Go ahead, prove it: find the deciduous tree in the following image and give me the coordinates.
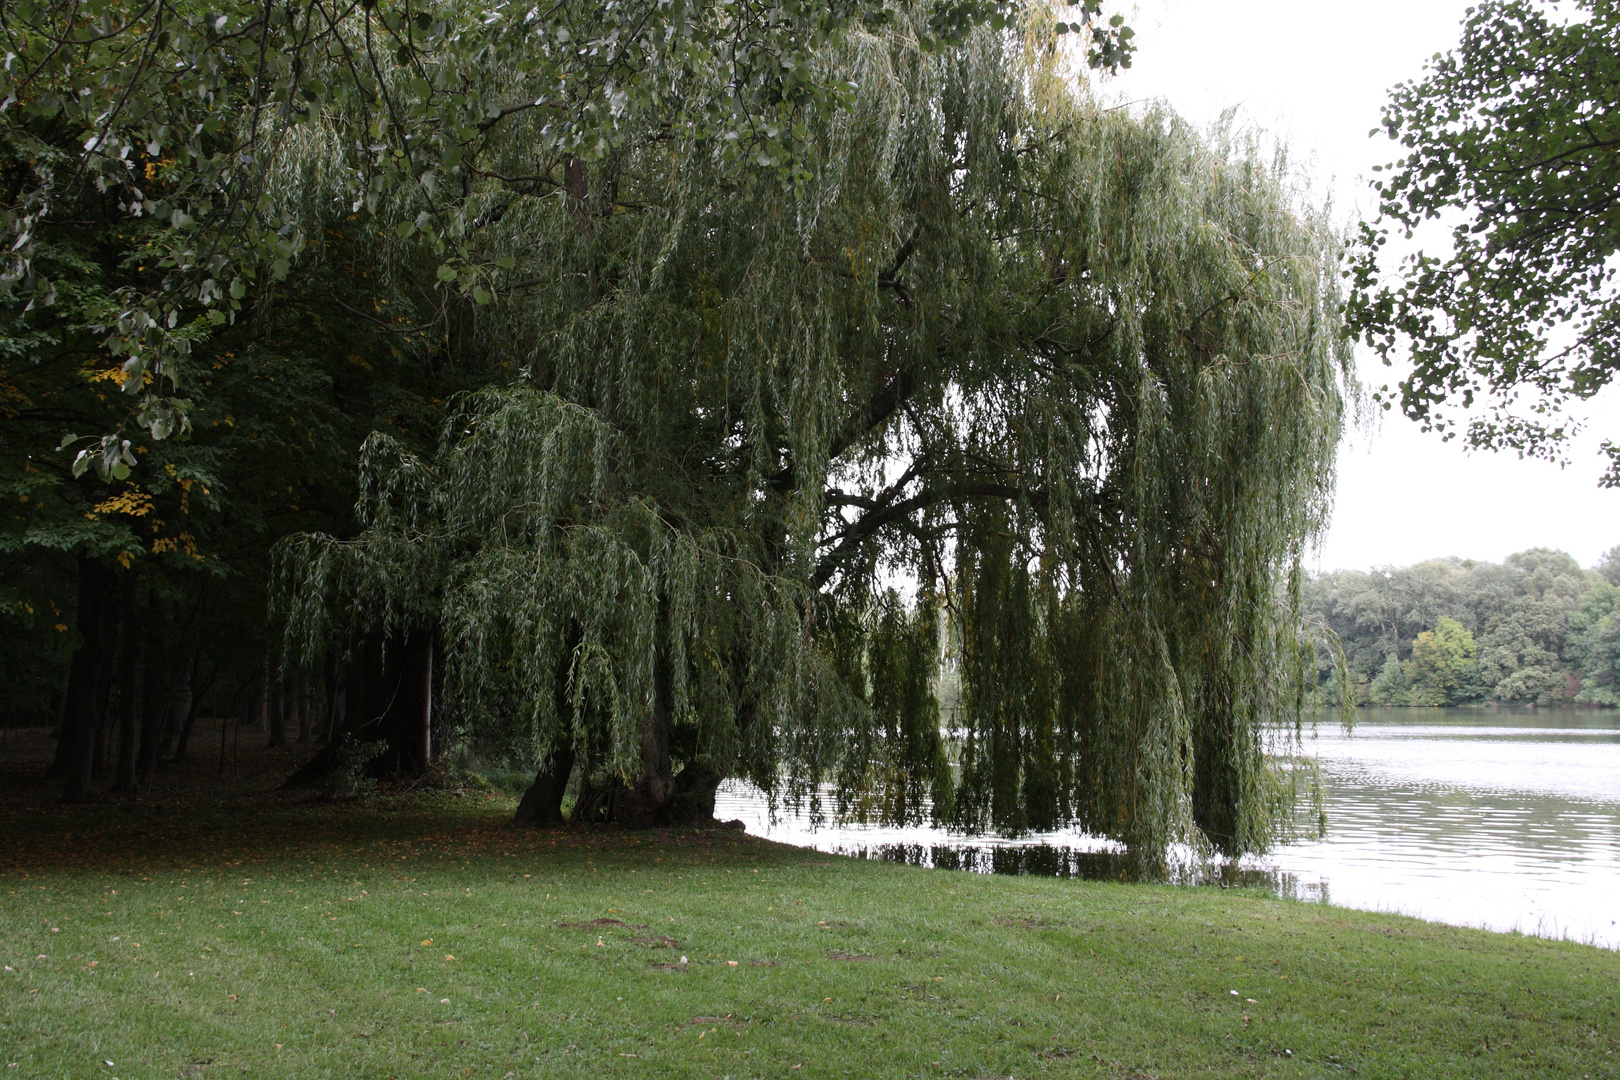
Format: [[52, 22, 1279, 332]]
[[1347, 0, 1620, 484], [278, 10, 1352, 859]]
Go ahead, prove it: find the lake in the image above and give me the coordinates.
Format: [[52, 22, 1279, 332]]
[[713, 707, 1620, 950]]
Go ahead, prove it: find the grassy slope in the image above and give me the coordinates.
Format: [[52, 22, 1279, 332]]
[[1, 794, 1616, 1080]]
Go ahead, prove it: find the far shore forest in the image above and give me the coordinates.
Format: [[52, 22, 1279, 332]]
[[1306, 547, 1620, 709]]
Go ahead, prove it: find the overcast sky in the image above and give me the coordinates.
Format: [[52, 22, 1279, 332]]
[[1100, 0, 1619, 571]]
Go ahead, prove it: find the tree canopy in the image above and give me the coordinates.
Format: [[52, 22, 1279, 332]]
[[0, 0, 1133, 480], [0, 0, 1131, 800], [1347, 0, 1620, 485], [275, 8, 1353, 860]]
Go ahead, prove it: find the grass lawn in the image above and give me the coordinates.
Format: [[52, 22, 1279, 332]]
[[0, 742, 1616, 1078]]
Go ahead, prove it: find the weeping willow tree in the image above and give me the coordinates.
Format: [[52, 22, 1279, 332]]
[[275, 4, 1352, 858]]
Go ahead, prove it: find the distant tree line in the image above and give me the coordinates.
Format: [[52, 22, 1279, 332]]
[[1304, 548, 1620, 708]]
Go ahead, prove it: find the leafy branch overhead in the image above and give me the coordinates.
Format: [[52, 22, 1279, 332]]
[[0, 0, 1133, 479], [1346, 0, 1620, 484]]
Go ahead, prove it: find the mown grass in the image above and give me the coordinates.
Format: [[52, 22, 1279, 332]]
[[0, 774, 1616, 1078]]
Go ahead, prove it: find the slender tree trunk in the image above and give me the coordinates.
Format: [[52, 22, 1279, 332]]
[[294, 666, 311, 745], [90, 625, 116, 779], [171, 656, 213, 762], [323, 650, 346, 744], [267, 659, 286, 748], [418, 637, 433, 769], [58, 559, 112, 802], [253, 654, 270, 735], [134, 646, 165, 791], [160, 645, 198, 758], [113, 584, 142, 796]]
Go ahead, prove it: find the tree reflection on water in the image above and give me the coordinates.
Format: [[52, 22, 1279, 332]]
[[831, 841, 1323, 899]]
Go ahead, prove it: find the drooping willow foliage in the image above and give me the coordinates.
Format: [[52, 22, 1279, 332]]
[[275, 5, 1353, 857]]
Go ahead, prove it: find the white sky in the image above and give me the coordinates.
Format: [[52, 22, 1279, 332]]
[[1100, 0, 1619, 571]]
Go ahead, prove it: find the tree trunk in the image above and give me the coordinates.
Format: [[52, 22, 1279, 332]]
[[253, 654, 270, 736], [113, 583, 142, 796], [160, 645, 198, 759], [418, 637, 433, 768], [534, 622, 724, 829], [134, 644, 166, 791], [57, 559, 112, 802], [614, 636, 676, 828], [322, 649, 346, 743], [171, 656, 212, 762], [294, 666, 311, 745], [513, 745, 575, 827], [266, 659, 286, 748], [283, 627, 434, 787]]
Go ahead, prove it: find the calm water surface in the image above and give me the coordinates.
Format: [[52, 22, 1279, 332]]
[[714, 707, 1620, 949]]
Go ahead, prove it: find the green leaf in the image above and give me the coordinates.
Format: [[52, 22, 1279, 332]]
[[395, 220, 416, 239], [472, 286, 492, 306]]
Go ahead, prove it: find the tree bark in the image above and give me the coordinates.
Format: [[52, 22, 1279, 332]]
[[253, 654, 270, 736], [418, 637, 433, 768], [513, 745, 576, 827], [284, 627, 435, 787], [134, 644, 166, 791], [538, 625, 725, 829], [171, 655, 212, 762], [322, 649, 346, 744], [267, 659, 286, 748], [113, 583, 142, 796], [57, 558, 112, 802], [159, 645, 198, 759], [615, 635, 676, 828], [294, 666, 311, 745]]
